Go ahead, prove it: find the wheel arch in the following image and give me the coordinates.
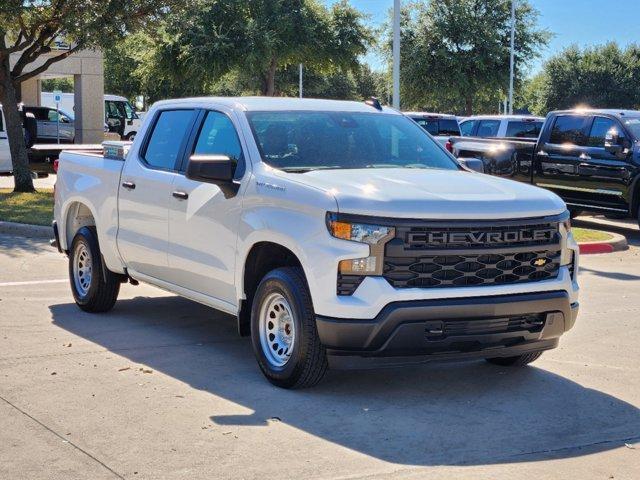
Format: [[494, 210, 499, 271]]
[[237, 240, 305, 336], [61, 200, 97, 253]]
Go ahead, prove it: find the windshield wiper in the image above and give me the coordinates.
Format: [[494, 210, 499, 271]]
[[280, 166, 343, 173]]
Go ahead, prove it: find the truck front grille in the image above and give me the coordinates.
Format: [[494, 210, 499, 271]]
[[334, 214, 566, 295], [383, 218, 562, 290], [384, 250, 560, 288]]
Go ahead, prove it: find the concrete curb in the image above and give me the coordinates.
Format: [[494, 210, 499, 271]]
[[0, 221, 52, 239], [578, 231, 628, 255]]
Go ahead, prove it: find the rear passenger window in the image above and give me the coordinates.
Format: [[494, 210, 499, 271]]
[[506, 121, 542, 138], [414, 119, 438, 135], [193, 111, 245, 178], [476, 120, 500, 137], [459, 120, 475, 136], [549, 115, 590, 145], [588, 117, 622, 147], [143, 110, 195, 170], [439, 119, 460, 136]]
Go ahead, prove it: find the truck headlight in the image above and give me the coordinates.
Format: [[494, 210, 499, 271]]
[[326, 213, 395, 275], [560, 214, 574, 266]]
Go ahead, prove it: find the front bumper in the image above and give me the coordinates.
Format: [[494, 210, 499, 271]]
[[316, 291, 579, 369]]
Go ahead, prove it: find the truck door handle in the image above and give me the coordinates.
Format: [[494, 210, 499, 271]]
[[121, 181, 136, 190], [579, 153, 591, 160], [172, 191, 189, 200]]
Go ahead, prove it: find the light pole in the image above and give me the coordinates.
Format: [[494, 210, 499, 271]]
[[508, 0, 516, 114], [299, 63, 303, 98], [392, 0, 401, 109]]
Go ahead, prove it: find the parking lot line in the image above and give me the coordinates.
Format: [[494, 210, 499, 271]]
[[0, 279, 67, 287]]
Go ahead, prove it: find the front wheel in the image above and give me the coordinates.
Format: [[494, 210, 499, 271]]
[[250, 267, 328, 388], [69, 226, 120, 313], [485, 351, 543, 367]]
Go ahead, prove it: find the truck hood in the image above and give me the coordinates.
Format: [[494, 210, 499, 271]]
[[291, 168, 566, 219]]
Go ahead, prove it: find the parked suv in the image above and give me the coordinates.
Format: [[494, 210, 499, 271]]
[[460, 115, 544, 139], [23, 106, 75, 143], [53, 97, 580, 388]]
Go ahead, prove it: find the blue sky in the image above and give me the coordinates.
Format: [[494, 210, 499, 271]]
[[323, 0, 640, 76]]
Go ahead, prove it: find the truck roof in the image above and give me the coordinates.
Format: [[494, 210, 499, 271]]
[[461, 115, 544, 121], [552, 108, 640, 117], [152, 96, 402, 114], [403, 111, 457, 119]]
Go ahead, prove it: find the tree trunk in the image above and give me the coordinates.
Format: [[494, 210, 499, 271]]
[[0, 55, 34, 193], [261, 57, 278, 96], [464, 95, 473, 116]]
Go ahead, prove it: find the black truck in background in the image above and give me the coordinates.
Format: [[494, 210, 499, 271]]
[[449, 109, 640, 225]]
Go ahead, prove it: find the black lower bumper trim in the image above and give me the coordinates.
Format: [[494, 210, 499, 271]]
[[317, 291, 576, 362]]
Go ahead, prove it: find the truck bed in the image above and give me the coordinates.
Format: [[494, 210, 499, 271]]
[[54, 148, 126, 273]]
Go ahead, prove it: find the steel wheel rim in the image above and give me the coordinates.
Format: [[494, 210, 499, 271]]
[[73, 242, 93, 297], [259, 293, 296, 367]]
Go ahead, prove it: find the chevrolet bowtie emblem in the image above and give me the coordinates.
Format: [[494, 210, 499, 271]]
[[533, 258, 548, 267]]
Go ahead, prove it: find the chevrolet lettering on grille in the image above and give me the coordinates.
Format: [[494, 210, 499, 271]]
[[407, 228, 557, 247]]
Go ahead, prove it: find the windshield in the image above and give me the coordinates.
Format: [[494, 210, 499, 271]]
[[246, 111, 459, 172], [624, 118, 640, 139]]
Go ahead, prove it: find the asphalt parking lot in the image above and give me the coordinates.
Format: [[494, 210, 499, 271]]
[[1, 217, 639, 480]]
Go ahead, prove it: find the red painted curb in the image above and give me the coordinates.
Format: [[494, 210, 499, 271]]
[[579, 243, 614, 254]]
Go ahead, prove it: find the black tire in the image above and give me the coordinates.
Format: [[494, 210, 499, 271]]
[[125, 132, 136, 141], [250, 267, 328, 389], [69, 226, 120, 313], [485, 351, 543, 367]]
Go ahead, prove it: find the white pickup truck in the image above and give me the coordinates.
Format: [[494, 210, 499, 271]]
[[53, 97, 580, 388]]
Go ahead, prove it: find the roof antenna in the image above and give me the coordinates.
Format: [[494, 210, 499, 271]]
[[365, 97, 383, 111]]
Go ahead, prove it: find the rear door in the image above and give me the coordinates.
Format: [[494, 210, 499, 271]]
[[533, 114, 592, 205], [578, 116, 633, 212], [167, 109, 247, 306], [117, 108, 198, 280]]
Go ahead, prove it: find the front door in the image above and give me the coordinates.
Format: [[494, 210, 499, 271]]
[[533, 114, 592, 206], [168, 109, 247, 306], [578, 116, 633, 212], [117, 108, 198, 280]]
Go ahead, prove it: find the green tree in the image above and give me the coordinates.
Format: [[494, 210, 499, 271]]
[[0, 0, 171, 192], [388, 0, 549, 115], [147, 0, 373, 97], [523, 43, 640, 115]]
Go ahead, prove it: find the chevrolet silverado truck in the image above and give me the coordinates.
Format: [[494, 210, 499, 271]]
[[450, 109, 640, 224], [53, 97, 580, 388]]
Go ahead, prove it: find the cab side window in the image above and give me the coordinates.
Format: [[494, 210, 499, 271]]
[[549, 115, 590, 145], [193, 111, 245, 178], [143, 110, 196, 170], [459, 120, 476, 136], [588, 117, 623, 147], [476, 120, 500, 137]]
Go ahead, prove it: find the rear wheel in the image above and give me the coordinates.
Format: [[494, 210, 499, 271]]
[[486, 351, 543, 367], [69, 226, 120, 313], [250, 267, 328, 388]]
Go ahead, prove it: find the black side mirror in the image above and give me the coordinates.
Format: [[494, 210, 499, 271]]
[[604, 129, 624, 155], [186, 154, 239, 198]]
